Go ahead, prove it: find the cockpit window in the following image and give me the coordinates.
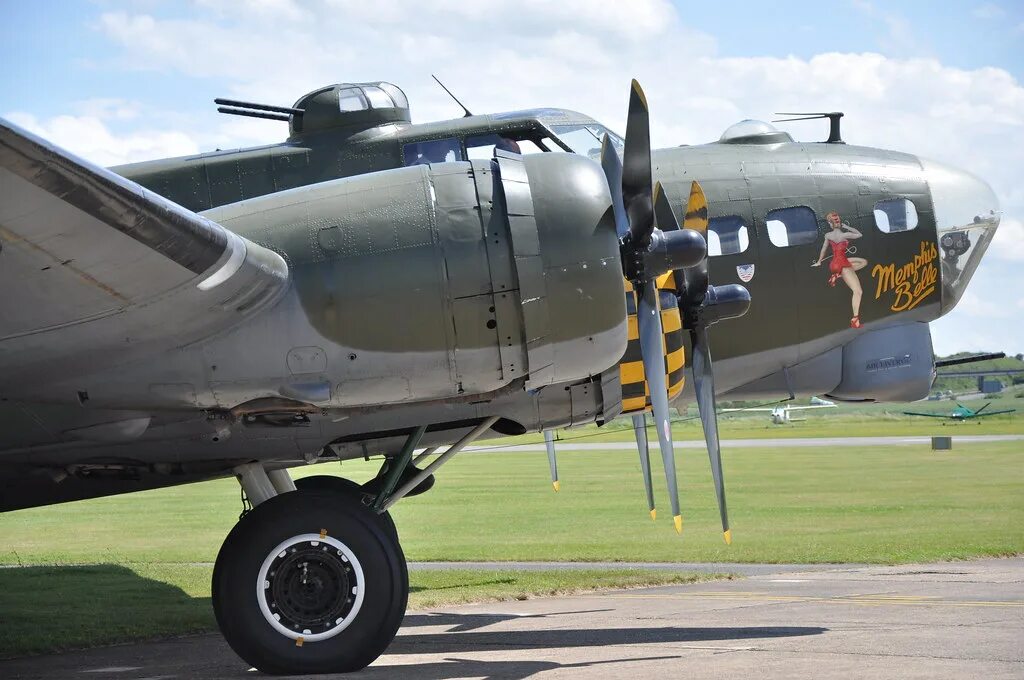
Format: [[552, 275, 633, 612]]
[[403, 138, 464, 166], [874, 198, 919, 233], [707, 215, 750, 256], [465, 133, 550, 160], [379, 83, 409, 109], [338, 87, 369, 112], [362, 86, 393, 110], [550, 124, 624, 159]]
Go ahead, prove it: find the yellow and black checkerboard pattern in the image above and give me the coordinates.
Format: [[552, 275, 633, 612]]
[[619, 273, 686, 413]]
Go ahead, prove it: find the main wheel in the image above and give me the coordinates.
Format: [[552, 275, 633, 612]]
[[212, 489, 408, 675], [294, 475, 398, 538]]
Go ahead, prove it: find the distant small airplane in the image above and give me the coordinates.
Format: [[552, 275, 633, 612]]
[[903, 402, 1016, 421], [721, 400, 837, 425]]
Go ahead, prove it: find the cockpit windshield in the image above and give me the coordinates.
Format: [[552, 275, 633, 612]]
[[550, 123, 624, 159]]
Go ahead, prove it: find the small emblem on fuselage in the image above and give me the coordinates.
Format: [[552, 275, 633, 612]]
[[736, 264, 755, 282]]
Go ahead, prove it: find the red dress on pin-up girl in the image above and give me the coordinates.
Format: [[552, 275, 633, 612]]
[[828, 239, 852, 285], [813, 211, 868, 329]]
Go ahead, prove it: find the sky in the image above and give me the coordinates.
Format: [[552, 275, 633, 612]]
[[1, 0, 1022, 357]]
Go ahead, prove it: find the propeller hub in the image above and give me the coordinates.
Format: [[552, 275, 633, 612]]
[[621, 228, 706, 283], [684, 284, 751, 328]]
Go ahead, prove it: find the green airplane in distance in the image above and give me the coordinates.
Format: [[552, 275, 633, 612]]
[[903, 401, 1016, 421]]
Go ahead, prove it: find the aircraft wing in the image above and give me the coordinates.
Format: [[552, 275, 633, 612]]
[[785, 405, 836, 411], [901, 411, 951, 418], [720, 408, 774, 413], [0, 118, 289, 391], [973, 409, 1016, 418]]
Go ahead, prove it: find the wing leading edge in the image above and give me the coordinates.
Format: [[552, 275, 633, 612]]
[[0, 118, 289, 393]]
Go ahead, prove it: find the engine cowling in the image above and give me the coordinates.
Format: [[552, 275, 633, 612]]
[[213, 152, 629, 408]]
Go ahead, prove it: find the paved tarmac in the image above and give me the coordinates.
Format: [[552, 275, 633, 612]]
[[466, 434, 1024, 452], [408, 561, 868, 576], [3, 557, 1021, 679]]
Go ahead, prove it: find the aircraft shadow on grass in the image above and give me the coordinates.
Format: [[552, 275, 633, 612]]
[[0, 564, 211, 658]]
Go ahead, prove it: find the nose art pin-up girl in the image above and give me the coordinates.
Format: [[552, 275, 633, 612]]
[[813, 211, 868, 328]]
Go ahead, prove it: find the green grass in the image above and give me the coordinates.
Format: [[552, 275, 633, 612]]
[[492, 400, 1024, 445], [0, 565, 719, 658], [1, 427, 1021, 657], [2, 441, 1021, 566]]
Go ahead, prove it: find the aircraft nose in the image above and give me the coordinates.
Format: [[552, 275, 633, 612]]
[[920, 157, 1001, 315]]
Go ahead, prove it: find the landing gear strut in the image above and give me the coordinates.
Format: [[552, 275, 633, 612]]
[[213, 416, 498, 674], [212, 487, 407, 674]]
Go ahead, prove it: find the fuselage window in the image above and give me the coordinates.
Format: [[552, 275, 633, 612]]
[[707, 215, 749, 256], [765, 206, 819, 247], [874, 198, 919, 233], [403, 138, 464, 166]]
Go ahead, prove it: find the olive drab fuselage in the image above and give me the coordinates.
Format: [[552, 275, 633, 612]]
[[0, 83, 997, 511], [115, 98, 996, 408]]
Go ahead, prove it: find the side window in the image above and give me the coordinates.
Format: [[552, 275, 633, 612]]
[[402, 138, 463, 166], [765, 206, 818, 247], [706, 215, 749, 256], [465, 133, 547, 160], [874, 198, 919, 233]]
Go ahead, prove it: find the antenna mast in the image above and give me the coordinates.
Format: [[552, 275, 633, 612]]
[[431, 75, 473, 117]]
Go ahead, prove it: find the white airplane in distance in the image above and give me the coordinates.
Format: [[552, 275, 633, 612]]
[[722, 398, 837, 425]]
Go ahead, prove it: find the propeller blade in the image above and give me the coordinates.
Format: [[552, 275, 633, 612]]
[[681, 181, 710, 306], [622, 80, 653, 242], [652, 181, 679, 232], [543, 430, 560, 492], [637, 279, 682, 533], [690, 324, 730, 544], [682, 181, 709, 233], [974, 402, 991, 415], [631, 413, 656, 520], [598, 134, 626, 240], [600, 134, 629, 238]]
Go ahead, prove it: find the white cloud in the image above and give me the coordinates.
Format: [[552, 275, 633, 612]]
[[11, 1, 1023, 353], [990, 218, 1024, 262], [973, 3, 1005, 19], [4, 111, 199, 167], [957, 290, 1013, 319]]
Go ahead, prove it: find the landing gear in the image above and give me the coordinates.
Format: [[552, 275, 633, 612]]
[[214, 417, 498, 673], [212, 489, 408, 674], [294, 475, 399, 537]]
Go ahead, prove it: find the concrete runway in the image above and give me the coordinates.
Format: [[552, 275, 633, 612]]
[[3, 557, 1021, 679]]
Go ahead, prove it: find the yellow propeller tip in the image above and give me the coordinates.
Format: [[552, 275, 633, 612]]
[[724, 529, 732, 545], [552, 481, 560, 492], [673, 515, 683, 534], [649, 509, 657, 521], [630, 79, 648, 108]]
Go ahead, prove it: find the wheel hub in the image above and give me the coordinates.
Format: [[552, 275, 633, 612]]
[[256, 534, 365, 642]]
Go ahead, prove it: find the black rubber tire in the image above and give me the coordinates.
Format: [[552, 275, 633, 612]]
[[212, 489, 408, 675], [293, 475, 398, 538]]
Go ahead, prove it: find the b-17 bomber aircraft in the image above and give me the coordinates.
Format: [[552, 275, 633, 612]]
[[0, 79, 1001, 674]]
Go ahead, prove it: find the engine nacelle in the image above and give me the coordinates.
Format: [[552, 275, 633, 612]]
[[210, 152, 627, 408]]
